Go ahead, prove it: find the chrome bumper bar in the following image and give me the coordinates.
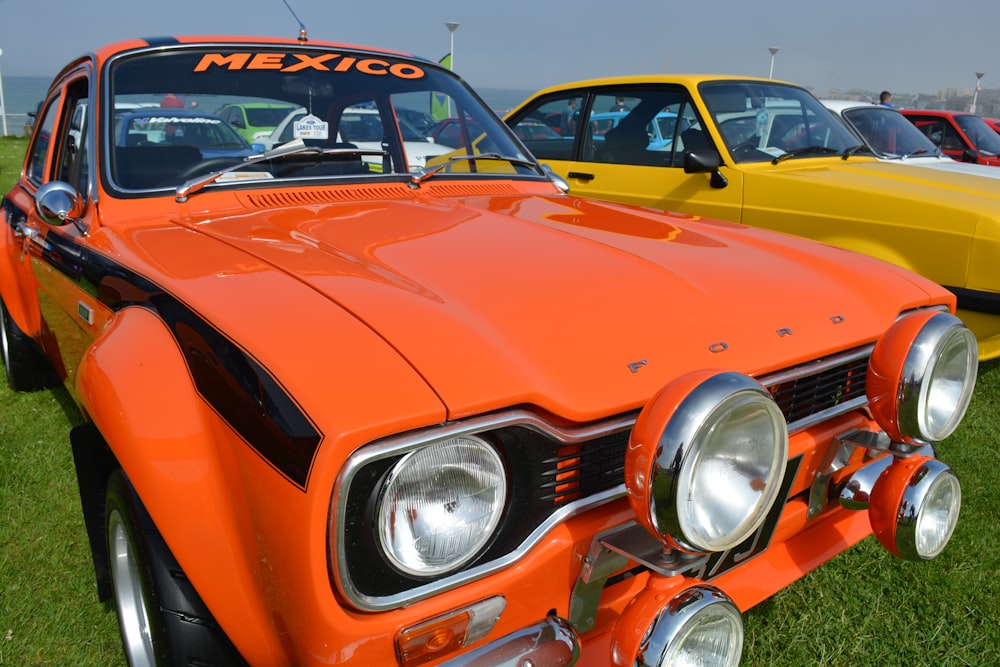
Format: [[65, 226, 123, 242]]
[[439, 616, 580, 667]]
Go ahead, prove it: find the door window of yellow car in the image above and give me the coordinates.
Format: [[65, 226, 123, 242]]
[[510, 86, 708, 169]]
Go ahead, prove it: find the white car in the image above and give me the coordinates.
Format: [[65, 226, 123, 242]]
[[256, 107, 451, 171], [822, 99, 1000, 180]]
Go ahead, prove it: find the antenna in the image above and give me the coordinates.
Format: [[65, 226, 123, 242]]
[[282, 0, 308, 42]]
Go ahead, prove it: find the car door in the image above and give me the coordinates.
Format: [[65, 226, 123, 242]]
[[13, 72, 107, 393], [507, 85, 745, 223], [906, 114, 970, 161]]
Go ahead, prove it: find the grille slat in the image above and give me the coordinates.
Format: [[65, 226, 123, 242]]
[[539, 349, 870, 506]]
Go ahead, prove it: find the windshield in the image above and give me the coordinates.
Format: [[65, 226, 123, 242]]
[[106, 45, 533, 192], [842, 106, 939, 158], [954, 114, 1000, 155], [700, 81, 859, 163]]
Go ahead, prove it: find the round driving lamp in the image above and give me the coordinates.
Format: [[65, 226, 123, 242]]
[[626, 370, 788, 553], [611, 580, 743, 667], [376, 436, 507, 577], [868, 455, 961, 561], [867, 311, 977, 444]]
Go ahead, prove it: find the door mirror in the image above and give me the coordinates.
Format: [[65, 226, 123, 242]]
[[35, 181, 85, 227]]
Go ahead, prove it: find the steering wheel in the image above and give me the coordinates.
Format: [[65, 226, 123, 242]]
[[728, 137, 762, 159]]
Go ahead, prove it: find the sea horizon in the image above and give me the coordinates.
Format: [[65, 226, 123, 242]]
[[1, 76, 50, 135]]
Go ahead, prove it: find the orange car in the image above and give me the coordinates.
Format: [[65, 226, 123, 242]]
[[0, 36, 978, 667]]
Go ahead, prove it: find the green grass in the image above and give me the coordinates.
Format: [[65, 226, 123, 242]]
[[1, 136, 123, 665], [743, 361, 1000, 666], [2, 134, 999, 665]]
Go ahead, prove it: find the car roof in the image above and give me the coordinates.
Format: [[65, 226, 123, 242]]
[[898, 109, 971, 118], [820, 99, 880, 114], [523, 73, 787, 96], [56, 35, 424, 82]]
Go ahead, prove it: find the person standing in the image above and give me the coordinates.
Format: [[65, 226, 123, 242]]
[[561, 98, 578, 136], [609, 97, 630, 112], [879, 91, 894, 107]]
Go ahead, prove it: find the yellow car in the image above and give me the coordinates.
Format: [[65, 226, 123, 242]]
[[506, 75, 1000, 360]]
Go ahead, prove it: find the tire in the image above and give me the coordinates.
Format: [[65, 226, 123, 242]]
[[105, 470, 248, 667], [0, 296, 61, 392]]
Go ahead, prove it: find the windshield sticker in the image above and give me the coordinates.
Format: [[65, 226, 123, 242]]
[[193, 53, 425, 79], [293, 114, 329, 141], [133, 116, 223, 125]]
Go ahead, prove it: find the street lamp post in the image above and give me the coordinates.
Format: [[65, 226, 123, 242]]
[[445, 22, 459, 116], [768, 47, 780, 79], [0, 48, 8, 137], [445, 22, 460, 71], [971, 72, 985, 114]]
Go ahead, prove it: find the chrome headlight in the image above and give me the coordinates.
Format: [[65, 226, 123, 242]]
[[868, 311, 977, 444], [612, 583, 743, 667], [869, 455, 961, 561], [377, 436, 507, 577], [626, 371, 789, 553]]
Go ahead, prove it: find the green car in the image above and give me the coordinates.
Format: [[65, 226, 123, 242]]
[[215, 102, 298, 143]]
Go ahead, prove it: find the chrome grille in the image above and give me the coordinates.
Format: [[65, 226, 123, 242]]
[[339, 345, 876, 609], [541, 345, 873, 507]]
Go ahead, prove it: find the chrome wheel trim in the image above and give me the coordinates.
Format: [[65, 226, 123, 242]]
[[108, 508, 156, 667], [0, 301, 11, 376]]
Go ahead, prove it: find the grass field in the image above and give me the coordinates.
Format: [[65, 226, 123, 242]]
[[1, 133, 999, 665]]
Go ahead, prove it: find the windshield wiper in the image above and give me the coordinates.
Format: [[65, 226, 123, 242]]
[[409, 152, 541, 188], [175, 139, 387, 201], [772, 145, 841, 164], [841, 144, 874, 159]]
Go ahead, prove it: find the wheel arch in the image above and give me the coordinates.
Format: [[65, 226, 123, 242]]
[[73, 303, 288, 665]]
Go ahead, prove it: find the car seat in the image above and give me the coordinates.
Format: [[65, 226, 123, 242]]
[[681, 127, 712, 153], [601, 123, 652, 165]]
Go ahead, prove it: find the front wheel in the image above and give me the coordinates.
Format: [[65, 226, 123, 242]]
[[105, 470, 248, 666]]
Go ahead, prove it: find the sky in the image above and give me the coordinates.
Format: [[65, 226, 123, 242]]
[[1, 0, 998, 100]]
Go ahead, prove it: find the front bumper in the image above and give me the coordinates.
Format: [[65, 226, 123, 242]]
[[437, 442, 959, 667], [439, 616, 579, 667]]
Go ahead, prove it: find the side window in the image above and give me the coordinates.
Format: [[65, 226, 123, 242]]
[[507, 95, 582, 161], [25, 93, 62, 186], [588, 88, 690, 167], [588, 94, 637, 139], [913, 118, 944, 146], [225, 107, 244, 128], [940, 123, 966, 151], [58, 79, 91, 199], [674, 101, 707, 162]]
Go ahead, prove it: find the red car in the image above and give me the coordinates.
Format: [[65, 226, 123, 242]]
[[900, 108, 1000, 165], [984, 117, 1000, 135]]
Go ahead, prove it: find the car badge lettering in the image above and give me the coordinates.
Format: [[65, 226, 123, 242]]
[[831, 315, 845, 324], [193, 53, 425, 80], [709, 342, 729, 353], [627, 360, 648, 374], [777, 328, 793, 337]]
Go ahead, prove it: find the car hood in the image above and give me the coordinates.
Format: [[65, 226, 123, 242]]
[[189, 187, 939, 420], [885, 156, 1000, 180], [739, 158, 999, 255], [745, 157, 1000, 205]]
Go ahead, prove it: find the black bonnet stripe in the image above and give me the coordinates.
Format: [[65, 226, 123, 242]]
[[32, 225, 322, 490]]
